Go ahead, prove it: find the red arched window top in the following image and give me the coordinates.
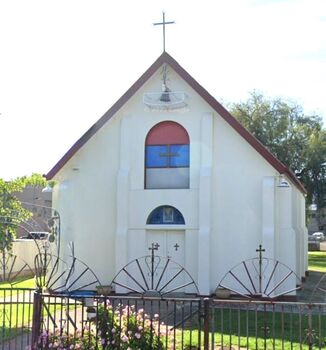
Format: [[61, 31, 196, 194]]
[[146, 121, 189, 145]]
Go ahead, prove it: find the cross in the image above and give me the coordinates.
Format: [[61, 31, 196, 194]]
[[153, 12, 175, 52], [174, 243, 179, 251], [149, 242, 160, 253], [256, 244, 265, 294], [149, 243, 159, 289], [159, 145, 179, 165], [159, 151, 179, 158], [256, 244, 265, 260]]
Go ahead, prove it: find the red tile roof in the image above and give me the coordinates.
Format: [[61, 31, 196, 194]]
[[46, 52, 306, 194]]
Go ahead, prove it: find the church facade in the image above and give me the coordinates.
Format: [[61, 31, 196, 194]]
[[46, 52, 307, 296]]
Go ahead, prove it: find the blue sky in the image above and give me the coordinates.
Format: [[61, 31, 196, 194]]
[[0, 0, 325, 179]]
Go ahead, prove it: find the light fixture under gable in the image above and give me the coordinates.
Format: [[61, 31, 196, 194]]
[[277, 175, 290, 188]]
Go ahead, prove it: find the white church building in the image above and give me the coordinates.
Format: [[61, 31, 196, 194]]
[[46, 52, 308, 296]]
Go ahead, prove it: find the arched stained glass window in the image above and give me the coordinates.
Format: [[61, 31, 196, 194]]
[[147, 206, 185, 225], [145, 121, 190, 189]]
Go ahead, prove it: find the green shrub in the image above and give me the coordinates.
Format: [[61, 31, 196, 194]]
[[37, 301, 166, 349], [97, 302, 165, 349], [36, 329, 97, 349]]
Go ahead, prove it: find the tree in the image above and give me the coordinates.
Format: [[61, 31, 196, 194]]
[[299, 129, 326, 209], [0, 174, 46, 251], [230, 91, 326, 209]]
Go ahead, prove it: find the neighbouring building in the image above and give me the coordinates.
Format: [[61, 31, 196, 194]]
[[15, 185, 52, 238]]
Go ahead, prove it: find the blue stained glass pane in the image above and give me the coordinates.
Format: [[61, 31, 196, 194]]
[[146, 145, 168, 167], [147, 206, 185, 224], [170, 145, 189, 167]]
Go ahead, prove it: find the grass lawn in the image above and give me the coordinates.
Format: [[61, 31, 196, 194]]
[[0, 290, 34, 343], [174, 307, 326, 350], [0, 303, 33, 342], [308, 251, 326, 272], [0, 277, 35, 289], [0, 277, 35, 299], [0, 278, 36, 342]]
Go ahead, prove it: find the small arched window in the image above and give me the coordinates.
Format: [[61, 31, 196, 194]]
[[145, 121, 190, 189], [147, 206, 185, 225]]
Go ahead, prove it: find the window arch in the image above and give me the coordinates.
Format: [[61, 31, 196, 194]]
[[145, 121, 190, 189], [147, 205, 185, 225]]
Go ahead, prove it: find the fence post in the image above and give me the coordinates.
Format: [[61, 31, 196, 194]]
[[31, 290, 42, 350], [203, 297, 210, 350], [307, 306, 314, 350]]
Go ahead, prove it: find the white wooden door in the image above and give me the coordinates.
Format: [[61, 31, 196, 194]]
[[146, 230, 185, 293], [166, 231, 185, 264]]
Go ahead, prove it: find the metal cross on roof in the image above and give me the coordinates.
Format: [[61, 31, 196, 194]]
[[153, 12, 175, 52]]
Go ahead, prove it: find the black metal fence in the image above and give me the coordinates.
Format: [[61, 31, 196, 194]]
[[1, 290, 326, 350], [0, 288, 34, 350], [34, 293, 203, 350], [209, 299, 326, 350]]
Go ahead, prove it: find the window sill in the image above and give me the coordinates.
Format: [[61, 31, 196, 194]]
[[146, 224, 187, 230]]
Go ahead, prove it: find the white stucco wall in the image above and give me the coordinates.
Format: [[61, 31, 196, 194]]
[[52, 116, 120, 284], [210, 116, 282, 292], [51, 63, 307, 295], [9, 240, 40, 275]]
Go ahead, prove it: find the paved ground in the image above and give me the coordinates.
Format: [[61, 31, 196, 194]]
[[298, 240, 326, 302], [1, 333, 31, 350], [297, 270, 326, 303]]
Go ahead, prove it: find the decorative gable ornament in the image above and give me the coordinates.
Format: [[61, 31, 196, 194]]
[[143, 90, 187, 110], [143, 64, 187, 111]]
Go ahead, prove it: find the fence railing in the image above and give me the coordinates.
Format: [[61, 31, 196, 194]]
[[0, 288, 34, 350], [34, 293, 203, 350], [209, 299, 326, 350], [1, 290, 326, 349]]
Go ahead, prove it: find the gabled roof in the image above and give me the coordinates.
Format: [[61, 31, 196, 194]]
[[46, 52, 306, 194]]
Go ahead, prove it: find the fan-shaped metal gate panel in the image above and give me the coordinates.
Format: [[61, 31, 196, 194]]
[[216, 245, 302, 299], [34, 252, 102, 293], [112, 243, 198, 297], [0, 249, 34, 285]]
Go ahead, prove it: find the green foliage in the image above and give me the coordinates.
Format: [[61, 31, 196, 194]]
[[37, 302, 165, 349], [20, 173, 47, 187], [0, 173, 47, 251], [230, 91, 326, 208], [300, 129, 326, 208], [96, 303, 165, 349], [38, 330, 97, 349]]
